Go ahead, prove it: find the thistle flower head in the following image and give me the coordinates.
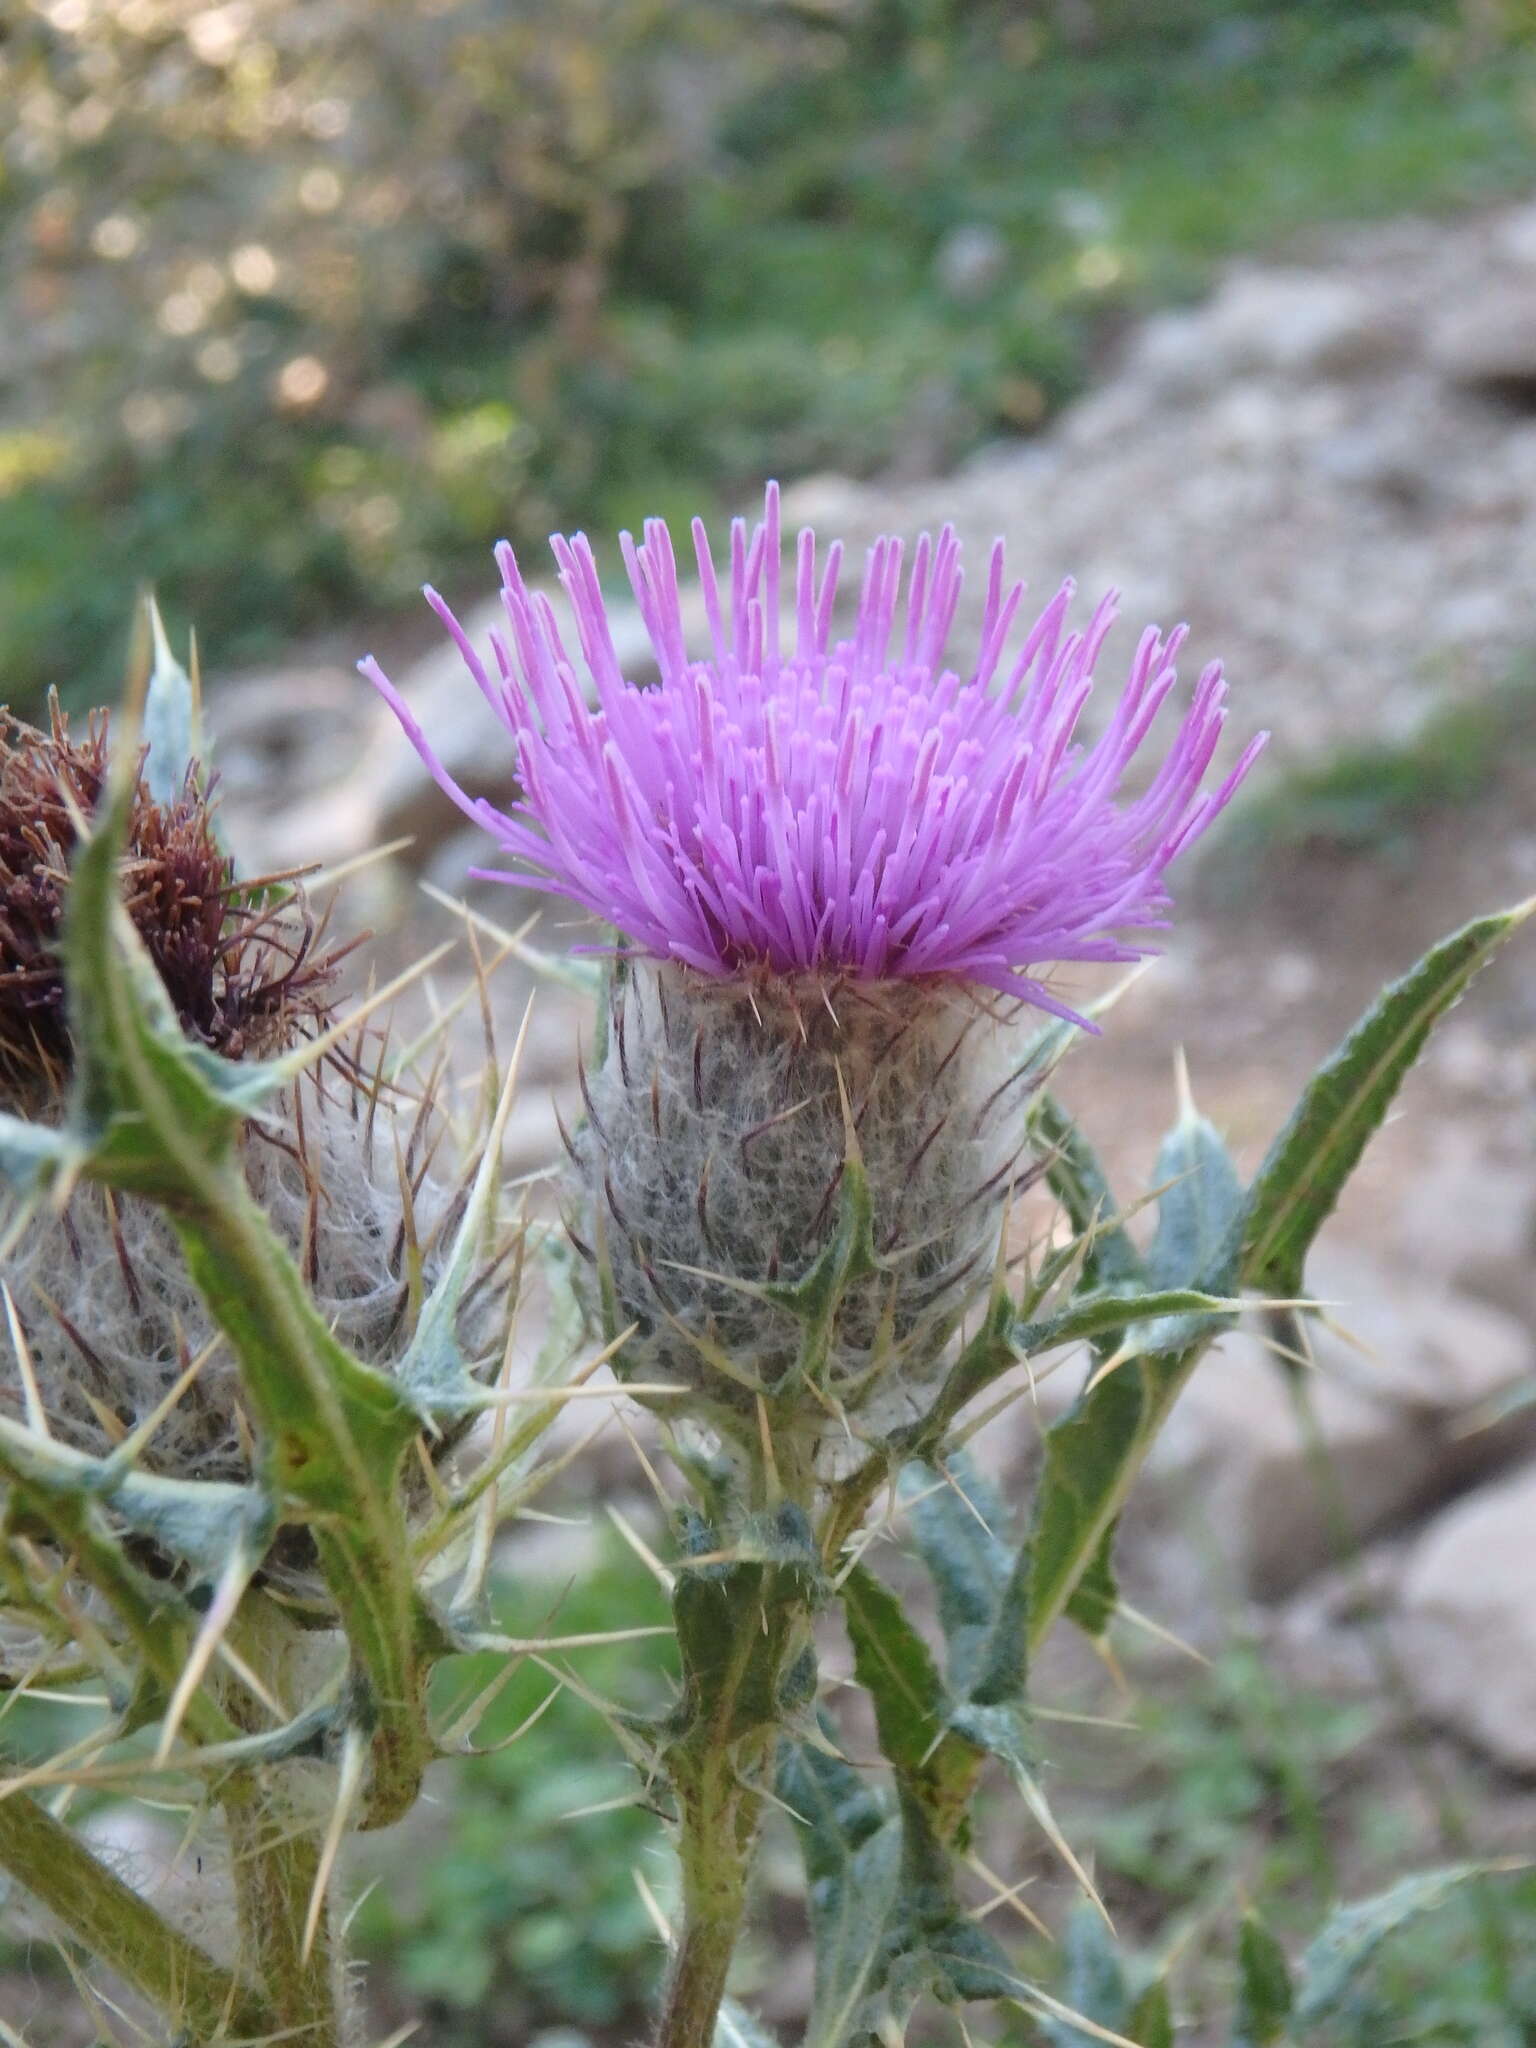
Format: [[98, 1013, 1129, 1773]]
[[0, 704, 510, 1512], [0, 701, 337, 1106], [364, 483, 1264, 1019]]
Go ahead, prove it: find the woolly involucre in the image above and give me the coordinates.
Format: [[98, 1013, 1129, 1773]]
[[573, 962, 1036, 1428], [5, 1060, 495, 1489]]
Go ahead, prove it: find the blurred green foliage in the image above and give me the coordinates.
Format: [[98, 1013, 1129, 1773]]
[[0, 0, 1533, 702], [1210, 660, 1536, 882], [344, 1556, 1536, 2045], [1017, 1639, 1536, 2046], [353, 1540, 677, 2042]]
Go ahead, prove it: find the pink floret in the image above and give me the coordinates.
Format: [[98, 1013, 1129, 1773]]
[[362, 484, 1265, 1020]]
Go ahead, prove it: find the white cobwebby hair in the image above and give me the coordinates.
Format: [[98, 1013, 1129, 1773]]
[[4, 1057, 497, 1485], [570, 961, 1041, 1448]]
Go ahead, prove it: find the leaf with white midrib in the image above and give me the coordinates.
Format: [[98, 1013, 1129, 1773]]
[[1240, 898, 1533, 1295]]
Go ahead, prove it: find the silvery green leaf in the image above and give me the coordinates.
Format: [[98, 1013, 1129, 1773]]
[[1041, 1905, 1128, 2046], [140, 595, 202, 802], [0, 1113, 81, 1199], [780, 1733, 1014, 2048], [899, 1454, 1012, 1696], [780, 1734, 903, 2048], [391, 1047, 520, 1421], [108, 1470, 273, 1585], [1240, 900, 1533, 1297], [1292, 1864, 1491, 2026], [1031, 1092, 1144, 1296], [1147, 1088, 1244, 1293]]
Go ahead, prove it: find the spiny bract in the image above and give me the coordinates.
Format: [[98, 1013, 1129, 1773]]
[[568, 961, 1040, 1423]]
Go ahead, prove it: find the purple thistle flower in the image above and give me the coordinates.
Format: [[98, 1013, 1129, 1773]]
[[363, 484, 1264, 1020]]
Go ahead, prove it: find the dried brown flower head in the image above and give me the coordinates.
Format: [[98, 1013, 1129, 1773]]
[[0, 703, 514, 1541], [0, 699, 341, 1103]]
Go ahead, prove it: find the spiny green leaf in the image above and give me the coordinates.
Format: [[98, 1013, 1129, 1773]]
[[391, 1045, 520, 1421], [944, 1699, 1103, 1932], [140, 595, 202, 804], [900, 1904, 1017, 2007], [1292, 1863, 1492, 2025], [960, 1546, 1031, 1708], [1024, 1326, 1228, 1653], [0, 1414, 269, 1583], [840, 1565, 978, 1840], [780, 1734, 903, 2048], [1241, 900, 1533, 1296], [1063, 1524, 1118, 1638], [1017, 1287, 1237, 1360], [781, 1730, 1016, 2048], [0, 1425, 237, 1742], [51, 723, 441, 1822], [1147, 1093, 1244, 1293], [1027, 1362, 1147, 1651], [1010, 1119, 1247, 1657], [1042, 1905, 1128, 2046], [900, 1455, 1012, 1695], [1233, 1910, 1293, 2046], [840, 1566, 950, 1775]]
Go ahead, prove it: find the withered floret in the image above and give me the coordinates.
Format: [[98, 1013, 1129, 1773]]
[[0, 700, 339, 1105]]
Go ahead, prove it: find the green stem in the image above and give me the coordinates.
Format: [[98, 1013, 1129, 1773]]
[[656, 1741, 765, 2048], [171, 1163, 434, 1828], [0, 1790, 269, 2039], [226, 1797, 342, 2047], [658, 1466, 820, 2047], [218, 1592, 347, 2045]]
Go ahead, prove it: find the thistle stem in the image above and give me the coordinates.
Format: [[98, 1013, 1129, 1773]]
[[0, 1790, 269, 2038], [655, 1467, 817, 2048], [221, 1593, 346, 2045], [656, 1736, 767, 2048], [226, 1797, 342, 2047]]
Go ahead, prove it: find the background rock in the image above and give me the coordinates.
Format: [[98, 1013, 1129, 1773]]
[[216, 196, 1536, 873], [1394, 1462, 1536, 1771], [1429, 284, 1536, 396], [1072, 1246, 1536, 1613]]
